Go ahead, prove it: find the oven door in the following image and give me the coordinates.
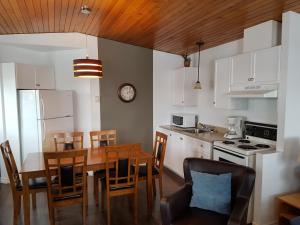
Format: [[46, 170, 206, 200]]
[[213, 147, 248, 166]]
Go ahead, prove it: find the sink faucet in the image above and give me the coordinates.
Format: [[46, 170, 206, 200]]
[[197, 122, 214, 132]]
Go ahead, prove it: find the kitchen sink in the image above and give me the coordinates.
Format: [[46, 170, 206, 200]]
[[184, 129, 207, 134]]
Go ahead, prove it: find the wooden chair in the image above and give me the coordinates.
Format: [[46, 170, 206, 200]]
[[0, 140, 47, 225], [104, 143, 141, 225], [53, 131, 84, 151], [90, 130, 117, 206], [138, 131, 168, 198], [43, 149, 88, 225], [90, 130, 117, 149]]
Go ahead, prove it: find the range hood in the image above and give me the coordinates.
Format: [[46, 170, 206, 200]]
[[227, 84, 278, 98]]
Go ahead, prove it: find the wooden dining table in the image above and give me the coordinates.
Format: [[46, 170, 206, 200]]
[[20, 147, 153, 225]]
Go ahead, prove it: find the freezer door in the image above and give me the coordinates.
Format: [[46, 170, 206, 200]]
[[18, 90, 40, 162], [38, 117, 74, 152], [37, 90, 73, 119]]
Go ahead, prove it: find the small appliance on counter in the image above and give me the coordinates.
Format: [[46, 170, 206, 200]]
[[171, 113, 197, 128], [224, 116, 245, 139]]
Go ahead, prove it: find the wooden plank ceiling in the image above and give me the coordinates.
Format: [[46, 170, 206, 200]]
[[0, 0, 299, 55]]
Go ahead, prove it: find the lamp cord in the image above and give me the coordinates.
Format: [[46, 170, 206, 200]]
[[197, 44, 200, 82], [85, 34, 88, 59]]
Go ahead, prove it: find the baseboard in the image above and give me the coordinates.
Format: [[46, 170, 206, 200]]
[[0, 177, 9, 184], [163, 166, 184, 185]]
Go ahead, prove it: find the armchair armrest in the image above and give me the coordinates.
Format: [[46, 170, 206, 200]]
[[228, 196, 249, 225], [160, 184, 192, 225]]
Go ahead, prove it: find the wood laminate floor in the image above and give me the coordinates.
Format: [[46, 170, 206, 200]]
[[0, 169, 183, 225]]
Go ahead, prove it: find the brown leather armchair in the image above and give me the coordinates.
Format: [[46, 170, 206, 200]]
[[160, 158, 256, 225]]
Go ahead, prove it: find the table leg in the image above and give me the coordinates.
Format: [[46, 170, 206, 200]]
[[146, 159, 153, 216], [22, 173, 30, 225]]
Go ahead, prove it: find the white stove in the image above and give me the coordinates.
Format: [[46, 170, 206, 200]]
[[213, 121, 277, 167], [214, 136, 276, 156]]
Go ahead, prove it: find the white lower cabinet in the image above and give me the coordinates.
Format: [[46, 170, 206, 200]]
[[184, 136, 212, 160], [158, 128, 212, 178]]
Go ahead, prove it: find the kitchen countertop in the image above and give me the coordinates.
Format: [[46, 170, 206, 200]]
[[160, 125, 226, 143]]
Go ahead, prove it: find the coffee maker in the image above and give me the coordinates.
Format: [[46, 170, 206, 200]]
[[224, 116, 244, 139]]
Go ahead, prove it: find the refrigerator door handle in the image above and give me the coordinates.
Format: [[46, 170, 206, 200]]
[[42, 120, 46, 141], [40, 96, 45, 119]]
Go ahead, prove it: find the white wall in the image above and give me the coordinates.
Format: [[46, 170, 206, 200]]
[[253, 11, 300, 225], [153, 39, 278, 131], [153, 50, 182, 131]]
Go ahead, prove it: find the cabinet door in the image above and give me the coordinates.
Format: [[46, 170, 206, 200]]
[[253, 46, 280, 83], [35, 66, 55, 90], [183, 68, 198, 106], [172, 69, 184, 106], [15, 64, 36, 89], [171, 132, 185, 177], [231, 52, 253, 85], [164, 131, 175, 170], [184, 136, 203, 159], [201, 142, 212, 159], [214, 58, 232, 109]]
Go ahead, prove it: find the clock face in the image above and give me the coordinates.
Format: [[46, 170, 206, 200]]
[[118, 83, 136, 102]]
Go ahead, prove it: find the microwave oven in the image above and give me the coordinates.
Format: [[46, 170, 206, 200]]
[[172, 114, 197, 128]]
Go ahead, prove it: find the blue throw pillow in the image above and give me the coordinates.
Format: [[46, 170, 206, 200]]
[[190, 171, 232, 215]]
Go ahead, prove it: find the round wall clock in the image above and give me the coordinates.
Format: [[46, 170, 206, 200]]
[[118, 83, 137, 103]]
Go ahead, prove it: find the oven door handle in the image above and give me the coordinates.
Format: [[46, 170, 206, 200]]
[[213, 147, 245, 159]]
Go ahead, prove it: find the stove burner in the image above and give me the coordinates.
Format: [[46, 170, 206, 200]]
[[255, 144, 270, 148], [238, 139, 251, 144], [223, 141, 235, 145], [237, 145, 258, 150]]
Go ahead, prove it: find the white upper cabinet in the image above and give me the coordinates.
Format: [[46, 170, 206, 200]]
[[230, 46, 280, 88], [172, 67, 198, 106], [231, 52, 253, 86], [214, 58, 248, 109], [16, 64, 36, 89], [253, 46, 280, 83], [16, 63, 55, 90], [35, 66, 55, 90]]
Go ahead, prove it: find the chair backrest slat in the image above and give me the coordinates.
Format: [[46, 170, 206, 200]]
[[53, 132, 84, 151], [90, 130, 117, 148], [0, 140, 21, 193], [44, 149, 87, 200], [153, 131, 168, 170], [104, 144, 140, 192]]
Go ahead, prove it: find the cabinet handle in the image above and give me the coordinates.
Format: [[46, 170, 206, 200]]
[[36, 84, 40, 87], [213, 101, 215, 105], [248, 78, 254, 81]]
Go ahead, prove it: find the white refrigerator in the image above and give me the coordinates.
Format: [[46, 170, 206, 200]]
[[18, 90, 74, 161]]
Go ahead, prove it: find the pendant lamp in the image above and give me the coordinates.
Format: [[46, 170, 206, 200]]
[[193, 41, 204, 89], [73, 35, 103, 78]]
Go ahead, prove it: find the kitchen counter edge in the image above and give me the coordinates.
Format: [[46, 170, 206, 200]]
[[159, 125, 226, 143]]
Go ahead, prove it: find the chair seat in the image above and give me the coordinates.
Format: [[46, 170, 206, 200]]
[[94, 168, 117, 179], [138, 165, 159, 177], [16, 177, 48, 192], [94, 169, 106, 179], [173, 207, 229, 225]]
